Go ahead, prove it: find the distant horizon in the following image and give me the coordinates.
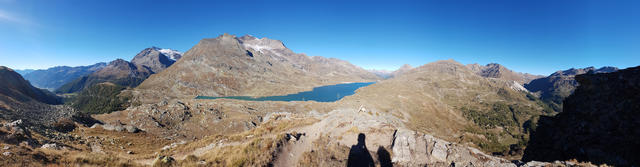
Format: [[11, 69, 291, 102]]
[[1, 0, 638, 75], [6, 43, 631, 76]]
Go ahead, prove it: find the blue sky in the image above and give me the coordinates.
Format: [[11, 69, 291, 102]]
[[0, 0, 638, 75]]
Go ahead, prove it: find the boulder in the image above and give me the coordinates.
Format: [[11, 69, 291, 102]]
[[6, 120, 23, 127], [152, 155, 176, 166], [391, 128, 516, 167], [2, 152, 11, 156], [41, 143, 61, 150]]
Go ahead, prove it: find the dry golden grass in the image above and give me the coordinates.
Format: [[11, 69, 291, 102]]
[[158, 118, 318, 167], [299, 134, 349, 167], [59, 152, 142, 167]]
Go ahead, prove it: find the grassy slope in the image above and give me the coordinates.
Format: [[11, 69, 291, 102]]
[[341, 60, 553, 157]]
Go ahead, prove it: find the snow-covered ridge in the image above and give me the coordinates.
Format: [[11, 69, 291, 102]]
[[155, 48, 183, 60]]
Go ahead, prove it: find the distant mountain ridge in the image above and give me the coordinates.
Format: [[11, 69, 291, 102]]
[[22, 63, 107, 90], [55, 59, 152, 93], [55, 47, 180, 94], [368, 64, 414, 79], [14, 69, 35, 76], [524, 66, 618, 111]]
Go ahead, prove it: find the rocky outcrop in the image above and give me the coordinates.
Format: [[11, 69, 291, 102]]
[[523, 66, 640, 166], [391, 128, 515, 167], [0, 120, 35, 145], [467, 63, 543, 85]]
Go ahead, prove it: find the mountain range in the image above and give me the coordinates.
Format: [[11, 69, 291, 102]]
[[0, 33, 636, 166], [21, 63, 107, 91], [55, 47, 181, 94]]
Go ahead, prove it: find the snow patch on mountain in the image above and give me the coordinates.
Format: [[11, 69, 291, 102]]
[[156, 48, 182, 60], [243, 43, 274, 52], [510, 81, 528, 92]]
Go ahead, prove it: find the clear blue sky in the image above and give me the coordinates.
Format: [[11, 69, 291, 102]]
[[1, 0, 638, 75]]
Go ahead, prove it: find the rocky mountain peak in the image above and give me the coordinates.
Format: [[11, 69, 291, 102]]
[[194, 34, 246, 56], [106, 59, 137, 71], [467, 63, 543, 84], [131, 47, 175, 73], [109, 59, 130, 66]]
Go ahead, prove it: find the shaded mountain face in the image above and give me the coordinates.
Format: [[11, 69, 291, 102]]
[[55, 59, 153, 93], [0, 66, 60, 105], [523, 66, 640, 166], [133, 34, 379, 103], [524, 66, 618, 111], [340, 60, 553, 155], [131, 47, 181, 73], [467, 63, 543, 85], [0, 66, 80, 127], [22, 63, 106, 90]]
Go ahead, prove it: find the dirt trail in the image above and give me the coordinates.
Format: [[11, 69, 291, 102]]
[[271, 112, 325, 167]]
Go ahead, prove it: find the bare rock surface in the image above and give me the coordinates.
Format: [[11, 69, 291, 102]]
[[391, 128, 516, 167]]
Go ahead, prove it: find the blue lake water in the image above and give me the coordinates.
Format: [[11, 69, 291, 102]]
[[195, 82, 375, 102]]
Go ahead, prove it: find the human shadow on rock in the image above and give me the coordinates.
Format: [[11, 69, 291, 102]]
[[377, 146, 393, 167], [347, 133, 374, 167]]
